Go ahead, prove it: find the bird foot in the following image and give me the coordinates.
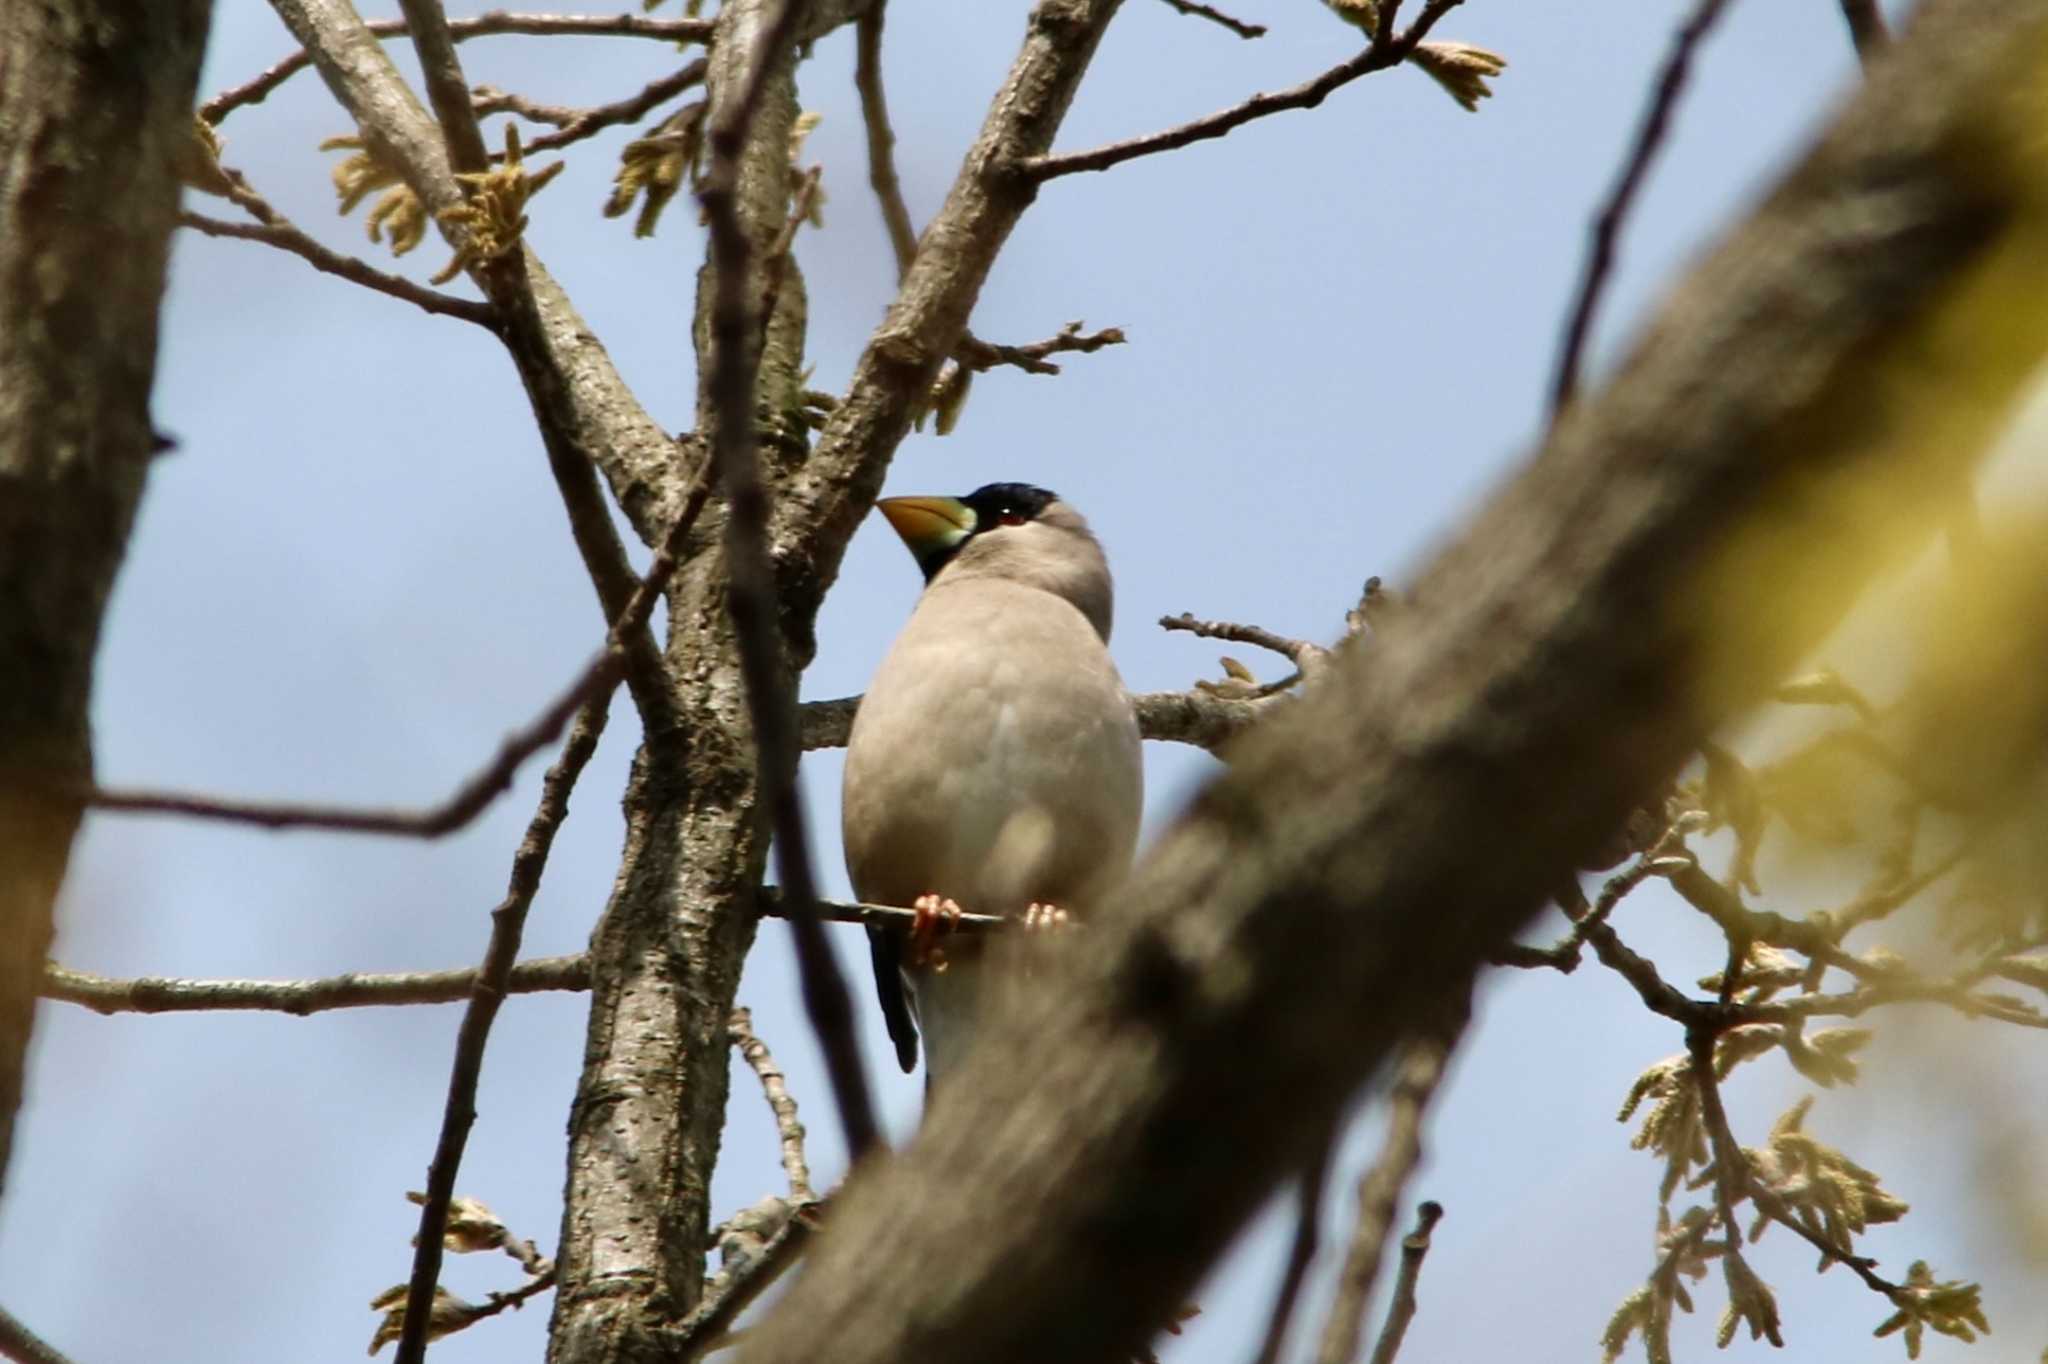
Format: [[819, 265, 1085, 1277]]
[[909, 893, 964, 971], [1020, 902, 1071, 933]]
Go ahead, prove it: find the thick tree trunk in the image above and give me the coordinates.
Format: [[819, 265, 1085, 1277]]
[[546, 4, 801, 1359], [0, 0, 214, 1192]]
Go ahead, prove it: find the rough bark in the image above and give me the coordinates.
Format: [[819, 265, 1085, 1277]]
[[730, 3, 2048, 1361], [0, 0, 215, 1192], [545, 2, 797, 1358], [548, 2, 1127, 1358]]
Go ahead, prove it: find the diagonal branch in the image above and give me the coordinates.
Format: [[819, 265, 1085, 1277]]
[[178, 211, 495, 324], [269, 0, 691, 599], [1021, 3, 1465, 181], [1156, 0, 1266, 40], [731, 1007, 815, 1200], [392, 483, 712, 1364], [201, 11, 715, 125], [854, 0, 919, 280], [86, 478, 705, 838], [1314, 1022, 1459, 1364], [1547, 0, 1735, 422], [1838, 0, 1890, 65]]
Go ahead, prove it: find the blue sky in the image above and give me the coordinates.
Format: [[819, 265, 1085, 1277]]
[[14, 2, 2048, 1362]]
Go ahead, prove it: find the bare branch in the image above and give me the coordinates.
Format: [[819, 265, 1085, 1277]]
[[1547, 0, 1735, 422], [42, 955, 589, 1015], [731, 1008, 815, 1201], [1314, 1029, 1456, 1364], [393, 483, 712, 1364], [1021, 5, 1464, 181], [520, 60, 708, 156], [178, 211, 495, 324], [1366, 1202, 1443, 1364], [86, 472, 703, 839], [1839, 0, 1890, 64], [1160, 610, 1317, 666], [270, 0, 692, 606], [955, 321, 1126, 376], [699, 0, 882, 1164], [1156, 0, 1267, 40], [1251, 1136, 1332, 1364], [201, 11, 714, 125], [0, 1305, 76, 1364], [88, 659, 612, 836], [854, 1, 919, 279]]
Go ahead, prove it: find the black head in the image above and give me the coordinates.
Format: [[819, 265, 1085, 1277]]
[[875, 482, 1061, 581]]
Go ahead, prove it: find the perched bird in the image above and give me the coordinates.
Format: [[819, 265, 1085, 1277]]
[[842, 482, 1144, 1084]]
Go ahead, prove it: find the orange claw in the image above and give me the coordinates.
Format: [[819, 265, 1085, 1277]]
[[909, 893, 964, 970]]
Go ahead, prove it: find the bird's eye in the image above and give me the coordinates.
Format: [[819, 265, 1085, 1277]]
[[998, 510, 1027, 527]]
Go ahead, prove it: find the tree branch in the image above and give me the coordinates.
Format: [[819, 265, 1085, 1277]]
[[1366, 1202, 1443, 1364], [1021, 5, 1464, 181], [178, 211, 496, 323], [727, 6, 2048, 1357], [200, 11, 714, 125], [1156, 0, 1266, 40], [854, 1, 919, 280], [1838, 0, 1890, 65], [0, 1304, 77, 1364], [392, 484, 713, 1364], [1314, 1026, 1457, 1364], [41, 955, 590, 1015], [698, 0, 882, 1164], [1547, 0, 1735, 422], [269, 0, 691, 605], [730, 1008, 815, 1201], [495, 60, 708, 156]]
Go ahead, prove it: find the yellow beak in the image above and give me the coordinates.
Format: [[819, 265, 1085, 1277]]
[[877, 495, 975, 556]]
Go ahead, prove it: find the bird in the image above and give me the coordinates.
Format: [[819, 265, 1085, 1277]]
[[841, 482, 1144, 1086]]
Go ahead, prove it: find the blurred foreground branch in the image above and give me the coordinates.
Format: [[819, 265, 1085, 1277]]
[[725, 4, 2048, 1360]]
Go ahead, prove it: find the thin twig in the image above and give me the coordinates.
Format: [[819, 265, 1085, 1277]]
[[1251, 1135, 1332, 1364], [393, 487, 713, 1364], [201, 11, 714, 124], [521, 60, 708, 156], [955, 321, 1126, 376], [699, 0, 881, 1163], [88, 661, 612, 835], [178, 211, 496, 324], [731, 1007, 815, 1200], [1022, 3, 1463, 180], [1156, 0, 1266, 39], [87, 470, 709, 839], [854, 0, 918, 279], [1547, 0, 1736, 422], [1365, 1202, 1443, 1364], [1160, 610, 1316, 666], [0, 1306, 75, 1364], [1838, 0, 1889, 64], [1312, 1015, 1460, 1364]]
